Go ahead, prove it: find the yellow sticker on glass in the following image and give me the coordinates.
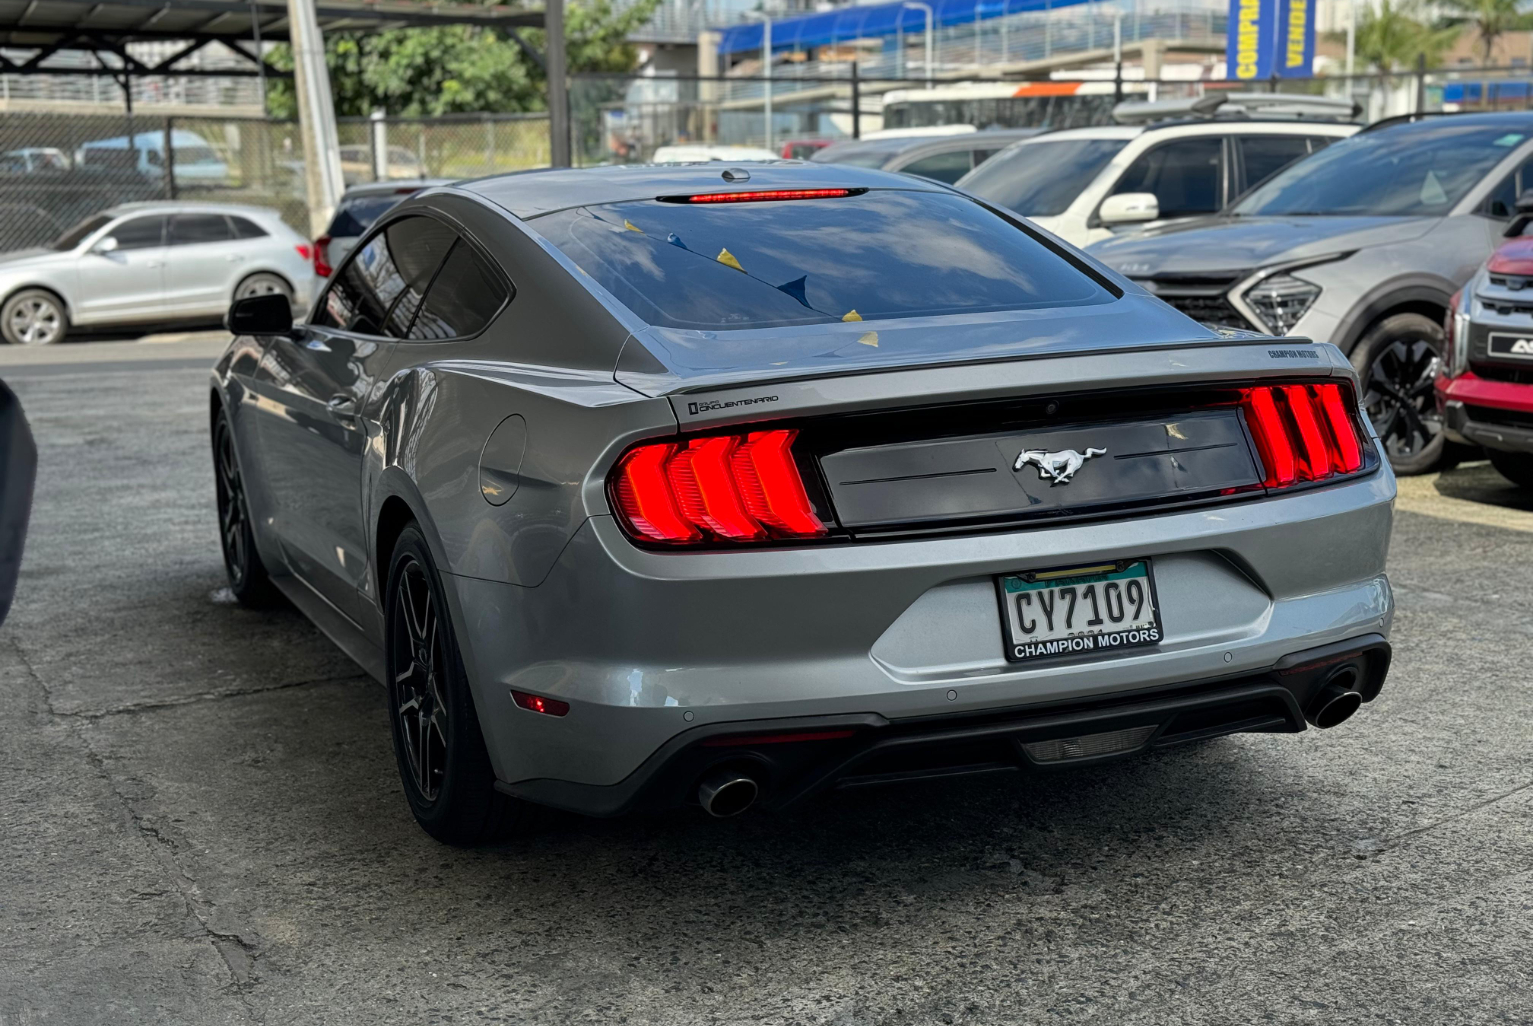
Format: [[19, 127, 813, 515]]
[[623, 219, 644, 233], [858, 331, 878, 347], [842, 309, 862, 322], [716, 247, 744, 272]]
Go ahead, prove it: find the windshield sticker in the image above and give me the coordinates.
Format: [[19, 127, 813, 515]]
[[623, 219, 644, 233], [1420, 170, 1447, 206], [1495, 133, 1526, 147], [715, 247, 745, 272], [842, 309, 862, 321], [858, 331, 879, 347]]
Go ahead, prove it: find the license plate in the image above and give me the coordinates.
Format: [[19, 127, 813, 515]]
[[1487, 332, 1533, 361], [996, 560, 1162, 664]]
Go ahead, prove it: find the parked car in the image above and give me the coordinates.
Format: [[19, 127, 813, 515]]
[[813, 129, 1041, 184], [75, 130, 229, 187], [956, 94, 1359, 247], [0, 201, 315, 345], [1437, 204, 1533, 488], [1087, 112, 1533, 475], [213, 163, 1394, 845], [338, 144, 427, 185], [780, 138, 832, 159], [650, 144, 778, 162], [314, 179, 452, 278], [0, 148, 69, 173], [0, 378, 36, 630]]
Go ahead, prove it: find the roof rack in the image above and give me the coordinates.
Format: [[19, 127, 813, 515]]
[[1112, 92, 1362, 125]]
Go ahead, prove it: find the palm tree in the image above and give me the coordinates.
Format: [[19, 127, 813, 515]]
[[1350, 0, 1460, 75], [1441, 0, 1523, 66]]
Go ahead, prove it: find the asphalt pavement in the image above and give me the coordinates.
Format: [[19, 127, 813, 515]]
[[1, 338, 1531, 1026]]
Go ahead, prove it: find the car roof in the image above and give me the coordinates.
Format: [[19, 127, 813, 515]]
[[1360, 109, 1533, 135], [102, 200, 284, 218], [812, 135, 956, 162], [890, 129, 1044, 159], [459, 161, 948, 219]]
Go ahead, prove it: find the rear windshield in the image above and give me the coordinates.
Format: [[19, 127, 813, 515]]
[[532, 189, 1113, 330], [959, 138, 1129, 216], [327, 193, 410, 238]]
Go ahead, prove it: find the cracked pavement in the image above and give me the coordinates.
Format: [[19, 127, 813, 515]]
[[1, 339, 1531, 1026]]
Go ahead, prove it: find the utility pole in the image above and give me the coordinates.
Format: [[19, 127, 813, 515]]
[[287, 0, 344, 238], [744, 11, 772, 151], [547, 0, 571, 166]]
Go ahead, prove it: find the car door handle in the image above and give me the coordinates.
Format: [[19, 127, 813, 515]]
[[327, 396, 357, 418]]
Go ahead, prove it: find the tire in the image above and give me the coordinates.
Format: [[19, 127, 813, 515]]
[[1349, 313, 1447, 476], [385, 525, 527, 845], [2, 288, 68, 346], [212, 408, 281, 607], [233, 273, 294, 304], [1488, 449, 1533, 489]]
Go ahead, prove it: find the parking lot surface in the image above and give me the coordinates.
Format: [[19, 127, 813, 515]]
[[1, 339, 1531, 1026]]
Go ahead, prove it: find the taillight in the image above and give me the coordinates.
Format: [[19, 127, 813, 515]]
[[661, 188, 863, 204], [313, 235, 333, 277], [610, 428, 828, 545], [1241, 383, 1365, 489]]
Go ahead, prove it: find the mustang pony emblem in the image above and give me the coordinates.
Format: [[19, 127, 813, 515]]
[[1013, 447, 1107, 484]]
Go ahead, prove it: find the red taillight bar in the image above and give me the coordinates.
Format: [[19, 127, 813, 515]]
[[1241, 383, 1365, 490], [313, 235, 333, 278], [667, 188, 861, 204], [611, 428, 828, 546]]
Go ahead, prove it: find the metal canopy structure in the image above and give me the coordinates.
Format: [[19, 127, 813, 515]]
[[0, 0, 544, 78]]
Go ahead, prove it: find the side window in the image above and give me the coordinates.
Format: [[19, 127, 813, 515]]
[[1110, 136, 1223, 220], [312, 214, 457, 336], [408, 241, 509, 341], [1239, 134, 1314, 193], [168, 213, 233, 246], [1480, 157, 1533, 219], [108, 216, 166, 250], [898, 149, 974, 184], [381, 217, 458, 337], [1307, 136, 1336, 154], [229, 216, 267, 239]]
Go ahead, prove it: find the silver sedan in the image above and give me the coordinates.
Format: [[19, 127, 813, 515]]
[[0, 201, 316, 345]]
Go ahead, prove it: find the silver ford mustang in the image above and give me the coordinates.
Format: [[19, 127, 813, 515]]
[[211, 162, 1397, 844]]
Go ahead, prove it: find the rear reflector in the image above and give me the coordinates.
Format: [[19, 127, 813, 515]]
[[668, 188, 861, 204], [511, 690, 570, 716], [1241, 383, 1365, 489], [611, 428, 828, 545], [294, 243, 312, 261]]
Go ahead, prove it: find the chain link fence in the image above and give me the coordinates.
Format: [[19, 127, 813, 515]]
[[0, 111, 549, 252]]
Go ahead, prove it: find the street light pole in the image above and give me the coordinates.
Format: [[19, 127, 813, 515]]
[[745, 12, 773, 151], [903, 1, 933, 87], [547, 0, 571, 167], [1346, 0, 1356, 78]]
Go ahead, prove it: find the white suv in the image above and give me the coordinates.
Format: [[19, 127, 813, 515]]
[[958, 108, 1359, 248]]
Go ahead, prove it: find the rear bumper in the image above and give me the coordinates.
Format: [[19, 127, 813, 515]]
[[498, 635, 1392, 817], [1437, 372, 1533, 452]]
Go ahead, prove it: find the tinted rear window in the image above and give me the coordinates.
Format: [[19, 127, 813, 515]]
[[533, 190, 1112, 330], [327, 193, 410, 238]]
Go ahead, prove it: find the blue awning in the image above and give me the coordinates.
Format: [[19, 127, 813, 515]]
[[717, 0, 1093, 56]]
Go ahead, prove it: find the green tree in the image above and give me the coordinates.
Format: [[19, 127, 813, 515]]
[[1440, 0, 1524, 66], [1341, 0, 1459, 74], [267, 0, 660, 117]]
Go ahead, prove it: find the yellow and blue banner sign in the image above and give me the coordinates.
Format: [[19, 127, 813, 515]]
[[1227, 0, 1314, 80]]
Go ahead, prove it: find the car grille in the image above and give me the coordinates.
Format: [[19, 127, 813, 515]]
[[1464, 402, 1533, 429], [1488, 273, 1533, 291], [1136, 274, 1260, 333], [1472, 363, 1533, 384]]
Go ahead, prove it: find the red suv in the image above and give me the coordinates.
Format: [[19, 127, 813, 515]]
[[1437, 232, 1533, 488]]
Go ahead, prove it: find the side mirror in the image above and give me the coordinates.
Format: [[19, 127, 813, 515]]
[[226, 293, 293, 336], [0, 380, 37, 630], [91, 235, 118, 255], [1506, 189, 1533, 236], [1099, 192, 1160, 227]]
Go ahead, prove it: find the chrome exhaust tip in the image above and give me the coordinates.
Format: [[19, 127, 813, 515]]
[[698, 770, 759, 818], [1306, 666, 1363, 729]]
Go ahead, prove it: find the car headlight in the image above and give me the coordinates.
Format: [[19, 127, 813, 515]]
[[1243, 273, 1322, 336]]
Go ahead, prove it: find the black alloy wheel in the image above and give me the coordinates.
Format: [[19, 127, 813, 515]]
[[384, 525, 525, 844], [1351, 313, 1446, 476], [212, 409, 278, 606], [390, 555, 449, 803]]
